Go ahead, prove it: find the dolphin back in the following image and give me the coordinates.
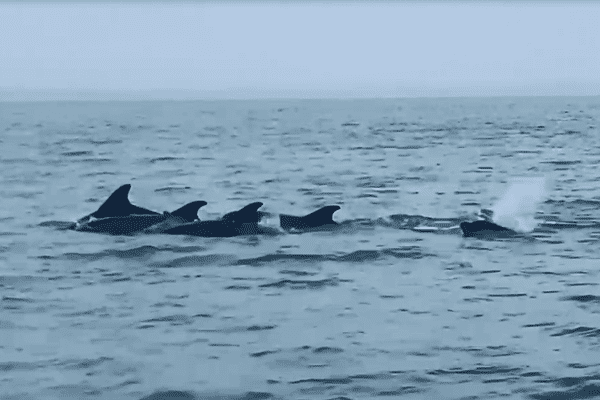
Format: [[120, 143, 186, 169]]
[[459, 220, 517, 238], [163, 220, 239, 237], [76, 214, 164, 235]]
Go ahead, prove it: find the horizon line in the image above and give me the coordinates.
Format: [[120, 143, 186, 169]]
[[2, 87, 600, 103], [2, 93, 600, 103]]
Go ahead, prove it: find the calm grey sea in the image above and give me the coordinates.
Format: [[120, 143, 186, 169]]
[[2, 97, 600, 400]]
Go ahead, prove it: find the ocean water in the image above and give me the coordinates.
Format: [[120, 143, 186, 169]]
[[1, 97, 600, 400]]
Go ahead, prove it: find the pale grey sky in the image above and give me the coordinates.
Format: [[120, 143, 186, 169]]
[[1, 2, 599, 99]]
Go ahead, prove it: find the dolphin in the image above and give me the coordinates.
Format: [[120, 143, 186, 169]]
[[77, 184, 158, 224], [75, 201, 207, 235], [459, 208, 522, 239], [162, 202, 276, 237], [279, 205, 341, 232], [459, 219, 520, 239]]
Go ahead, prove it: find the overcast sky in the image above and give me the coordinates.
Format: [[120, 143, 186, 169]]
[[1, 2, 599, 99]]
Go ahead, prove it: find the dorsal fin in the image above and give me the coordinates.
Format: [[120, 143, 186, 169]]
[[238, 202, 264, 214], [170, 201, 207, 222], [78, 184, 158, 223], [221, 202, 264, 223], [279, 205, 340, 230], [304, 205, 341, 224], [91, 184, 132, 219]]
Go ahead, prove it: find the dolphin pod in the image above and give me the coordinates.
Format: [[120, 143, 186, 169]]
[[71, 184, 342, 237], [76, 202, 207, 236], [160, 202, 279, 237], [68, 184, 519, 239]]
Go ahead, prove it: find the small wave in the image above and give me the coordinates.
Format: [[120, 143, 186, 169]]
[[387, 247, 438, 258], [58, 307, 110, 317], [287, 370, 425, 396], [565, 282, 598, 287], [428, 365, 522, 375], [539, 221, 598, 229], [313, 346, 344, 354], [60, 245, 206, 261], [38, 220, 77, 230], [1, 295, 35, 303], [0, 356, 112, 372], [236, 253, 331, 265], [224, 285, 252, 290], [488, 293, 528, 298], [141, 314, 196, 325], [259, 277, 345, 289], [279, 269, 318, 276], [54, 356, 114, 370], [250, 350, 281, 358], [80, 171, 118, 177], [92, 138, 123, 145], [290, 377, 353, 385], [545, 199, 600, 206], [550, 326, 600, 338], [0, 275, 43, 286], [0, 158, 37, 164], [376, 387, 421, 396], [150, 254, 236, 268], [522, 322, 556, 328], [61, 150, 94, 157], [197, 324, 276, 334], [55, 137, 122, 146], [340, 248, 435, 261], [0, 361, 40, 372], [149, 156, 184, 163], [530, 383, 600, 400], [562, 295, 600, 303], [237, 247, 434, 266], [77, 158, 113, 164], [541, 160, 582, 165], [335, 250, 380, 262], [154, 186, 192, 193]]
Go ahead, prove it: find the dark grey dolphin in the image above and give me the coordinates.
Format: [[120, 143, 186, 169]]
[[459, 208, 522, 239], [77, 184, 158, 224], [279, 205, 341, 232], [459, 220, 520, 239], [75, 201, 207, 235], [162, 202, 276, 237]]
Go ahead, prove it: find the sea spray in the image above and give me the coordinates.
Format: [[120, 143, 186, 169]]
[[490, 177, 549, 233]]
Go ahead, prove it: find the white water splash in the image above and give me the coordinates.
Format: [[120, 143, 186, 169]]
[[490, 177, 549, 233]]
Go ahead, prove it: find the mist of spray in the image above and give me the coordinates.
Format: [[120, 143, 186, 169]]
[[490, 177, 549, 233]]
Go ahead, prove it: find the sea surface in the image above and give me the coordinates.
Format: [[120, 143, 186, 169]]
[[1, 97, 600, 400]]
